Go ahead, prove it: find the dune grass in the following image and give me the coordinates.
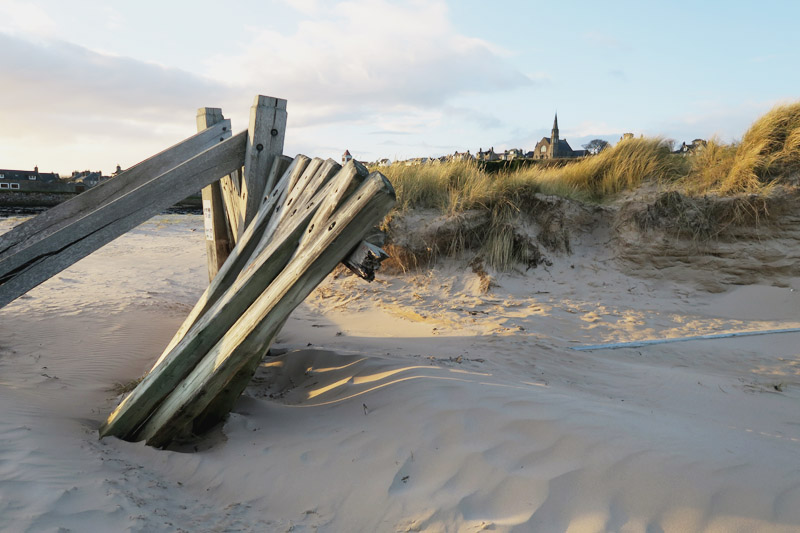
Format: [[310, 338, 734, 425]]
[[375, 102, 800, 270], [380, 136, 686, 215], [687, 102, 800, 194]]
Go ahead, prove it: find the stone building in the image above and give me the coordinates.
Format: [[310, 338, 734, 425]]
[[476, 147, 499, 161], [532, 114, 586, 160]]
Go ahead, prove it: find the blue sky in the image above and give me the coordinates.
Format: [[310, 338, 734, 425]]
[[1, 0, 798, 174]]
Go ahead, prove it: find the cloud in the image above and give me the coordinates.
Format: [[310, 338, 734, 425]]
[[0, 32, 239, 171], [0, 0, 57, 37], [205, 0, 531, 127]]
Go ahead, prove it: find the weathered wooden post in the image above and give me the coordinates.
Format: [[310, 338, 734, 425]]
[[240, 96, 288, 235], [197, 107, 235, 280]]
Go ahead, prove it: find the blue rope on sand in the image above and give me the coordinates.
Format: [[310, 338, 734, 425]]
[[572, 327, 800, 351]]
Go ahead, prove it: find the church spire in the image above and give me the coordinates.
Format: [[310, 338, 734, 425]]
[[551, 113, 559, 140], [551, 112, 560, 157]]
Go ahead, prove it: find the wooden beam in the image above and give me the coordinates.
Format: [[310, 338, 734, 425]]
[[220, 167, 244, 244], [297, 160, 366, 249], [149, 155, 309, 370], [197, 108, 235, 281], [136, 172, 396, 447], [191, 160, 368, 431], [0, 129, 245, 308], [0, 121, 231, 262], [240, 95, 287, 237]]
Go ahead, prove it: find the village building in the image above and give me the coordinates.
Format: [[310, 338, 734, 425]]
[[69, 170, 109, 188], [500, 148, 524, 161], [675, 139, 707, 155], [0, 166, 67, 192], [342, 149, 353, 165], [476, 147, 499, 162], [533, 114, 587, 160], [449, 150, 474, 162]]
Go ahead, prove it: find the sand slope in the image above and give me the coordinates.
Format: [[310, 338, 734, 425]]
[[1, 214, 799, 532]]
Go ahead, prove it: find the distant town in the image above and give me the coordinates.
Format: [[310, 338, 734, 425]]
[[1, 114, 707, 202], [349, 114, 708, 167]]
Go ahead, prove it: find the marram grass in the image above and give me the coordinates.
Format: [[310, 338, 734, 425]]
[[378, 136, 686, 214], [374, 101, 800, 270], [688, 102, 800, 194]]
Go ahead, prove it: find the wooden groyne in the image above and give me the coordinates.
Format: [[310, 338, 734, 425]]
[[0, 95, 395, 447]]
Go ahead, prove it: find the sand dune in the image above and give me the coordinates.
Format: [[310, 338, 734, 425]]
[[1, 214, 798, 532]]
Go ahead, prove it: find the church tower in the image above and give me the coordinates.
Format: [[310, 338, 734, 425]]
[[550, 113, 560, 158]]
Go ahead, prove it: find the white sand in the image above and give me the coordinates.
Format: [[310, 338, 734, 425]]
[[1, 214, 799, 532]]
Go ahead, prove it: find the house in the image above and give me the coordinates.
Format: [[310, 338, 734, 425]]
[[342, 150, 353, 165], [532, 114, 587, 160], [377, 158, 391, 167], [68, 170, 112, 189], [0, 166, 61, 192], [449, 150, 474, 162], [675, 139, 707, 154], [476, 147, 499, 161], [500, 148, 524, 161]]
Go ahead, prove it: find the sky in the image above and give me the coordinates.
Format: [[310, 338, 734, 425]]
[[1, 0, 798, 175]]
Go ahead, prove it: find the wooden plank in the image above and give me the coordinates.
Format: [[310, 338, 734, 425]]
[[192, 160, 367, 431], [220, 168, 244, 243], [297, 159, 366, 249], [0, 131, 246, 309], [197, 108, 235, 281], [100, 158, 360, 441], [290, 159, 341, 217], [240, 95, 287, 236], [264, 155, 293, 204], [135, 172, 396, 447], [0, 121, 231, 261], [150, 155, 309, 369]]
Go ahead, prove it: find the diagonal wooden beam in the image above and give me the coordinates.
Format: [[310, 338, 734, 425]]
[[0, 129, 246, 308], [0, 121, 232, 259]]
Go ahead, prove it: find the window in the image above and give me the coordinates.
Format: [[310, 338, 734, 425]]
[[10, 183, 20, 189], [0, 173, 4, 178], [0, 183, 8, 189], [28, 175, 37, 180], [541, 146, 546, 153]]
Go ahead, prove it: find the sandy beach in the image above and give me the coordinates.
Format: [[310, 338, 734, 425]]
[[1, 213, 798, 532]]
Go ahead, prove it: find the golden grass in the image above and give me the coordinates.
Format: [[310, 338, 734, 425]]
[[379, 137, 684, 213], [688, 102, 800, 194], [376, 102, 800, 270]]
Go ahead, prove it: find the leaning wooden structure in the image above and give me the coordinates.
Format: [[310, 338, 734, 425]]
[[0, 95, 395, 447]]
